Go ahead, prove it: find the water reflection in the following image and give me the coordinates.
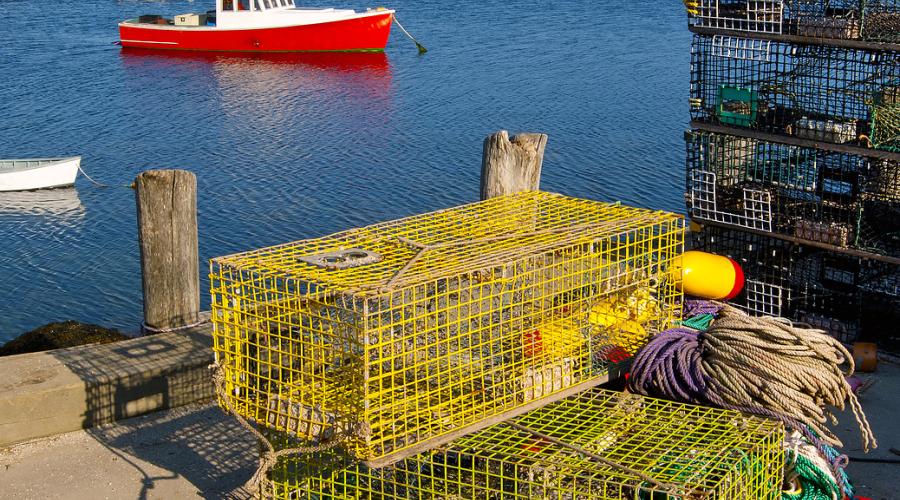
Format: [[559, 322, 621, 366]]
[[119, 49, 392, 95], [118, 49, 394, 145], [0, 187, 85, 218]]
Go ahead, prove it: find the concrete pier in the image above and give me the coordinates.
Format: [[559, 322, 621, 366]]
[[1, 363, 898, 499], [0, 314, 213, 448]]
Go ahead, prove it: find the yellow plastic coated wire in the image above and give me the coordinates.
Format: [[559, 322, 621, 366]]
[[684, 0, 700, 16], [264, 388, 785, 499], [210, 191, 684, 463]]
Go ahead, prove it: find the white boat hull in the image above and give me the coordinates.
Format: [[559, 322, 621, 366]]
[[0, 157, 80, 192]]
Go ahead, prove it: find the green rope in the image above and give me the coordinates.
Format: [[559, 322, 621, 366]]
[[783, 450, 842, 500], [676, 313, 715, 331]]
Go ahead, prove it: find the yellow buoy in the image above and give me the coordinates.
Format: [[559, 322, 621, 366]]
[[670, 251, 744, 300], [589, 298, 625, 327]]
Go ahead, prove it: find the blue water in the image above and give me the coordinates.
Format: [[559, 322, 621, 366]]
[[0, 1, 691, 340]]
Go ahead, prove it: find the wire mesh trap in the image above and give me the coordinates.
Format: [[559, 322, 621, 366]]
[[690, 34, 900, 147], [685, 129, 900, 256], [691, 224, 900, 343], [686, 0, 900, 43], [210, 192, 684, 465], [263, 388, 784, 499]]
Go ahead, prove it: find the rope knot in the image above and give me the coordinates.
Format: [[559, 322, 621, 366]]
[[244, 451, 279, 498]]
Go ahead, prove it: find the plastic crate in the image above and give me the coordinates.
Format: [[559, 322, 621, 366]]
[[691, 224, 900, 343], [210, 192, 684, 465], [686, 0, 900, 42], [690, 34, 900, 145], [265, 388, 784, 499], [685, 129, 900, 257]]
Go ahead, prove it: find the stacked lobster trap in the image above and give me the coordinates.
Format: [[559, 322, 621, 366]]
[[210, 191, 790, 497], [685, 130, 900, 256], [211, 192, 686, 464], [264, 389, 785, 499], [684, 0, 900, 342], [686, 0, 900, 43], [689, 35, 900, 148], [692, 224, 900, 342]]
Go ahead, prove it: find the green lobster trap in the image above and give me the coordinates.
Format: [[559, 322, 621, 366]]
[[265, 388, 785, 499], [210, 192, 684, 466]]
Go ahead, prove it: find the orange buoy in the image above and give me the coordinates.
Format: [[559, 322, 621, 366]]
[[670, 250, 744, 300], [852, 342, 878, 372]]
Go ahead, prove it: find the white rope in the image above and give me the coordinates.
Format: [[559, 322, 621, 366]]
[[76, 163, 110, 188]]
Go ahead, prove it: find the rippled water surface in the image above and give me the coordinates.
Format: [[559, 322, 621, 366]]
[[0, 0, 690, 339]]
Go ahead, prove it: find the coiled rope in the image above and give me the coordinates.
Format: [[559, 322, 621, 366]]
[[628, 301, 876, 498], [783, 430, 850, 500], [629, 302, 875, 452]]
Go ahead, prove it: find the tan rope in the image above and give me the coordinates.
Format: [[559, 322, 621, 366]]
[[702, 304, 877, 452], [210, 364, 348, 498], [504, 421, 706, 497]]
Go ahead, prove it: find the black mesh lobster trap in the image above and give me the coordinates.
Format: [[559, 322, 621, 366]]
[[689, 34, 900, 150], [685, 0, 900, 43], [685, 129, 900, 256], [691, 224, 900, 343]]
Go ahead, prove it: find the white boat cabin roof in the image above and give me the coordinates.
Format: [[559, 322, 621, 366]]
[[216, 0, 296, 13]]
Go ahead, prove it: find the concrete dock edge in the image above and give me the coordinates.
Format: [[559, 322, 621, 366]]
[[0, 312, 214, 447]]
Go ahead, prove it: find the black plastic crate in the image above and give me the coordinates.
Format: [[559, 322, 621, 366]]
[[685, 130, 900, 256], [690, 224, 900, 343], [689, 34, 900, 149]]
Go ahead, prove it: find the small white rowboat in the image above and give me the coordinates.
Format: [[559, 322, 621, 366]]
[[0, 157, 81, 192]]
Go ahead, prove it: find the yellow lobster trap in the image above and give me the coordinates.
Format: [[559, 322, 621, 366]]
[[265, 388, 785, 499], [210, 192, 684, 465]]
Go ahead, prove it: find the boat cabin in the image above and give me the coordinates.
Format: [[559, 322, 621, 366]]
[[218, 0, 296, 13], [214, 0, 360, 29]]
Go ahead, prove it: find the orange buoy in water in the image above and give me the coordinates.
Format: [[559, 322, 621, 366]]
[[670, 250, 744, 300]]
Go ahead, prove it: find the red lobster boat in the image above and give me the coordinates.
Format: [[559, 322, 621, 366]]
[[119, 0, 394, 52]]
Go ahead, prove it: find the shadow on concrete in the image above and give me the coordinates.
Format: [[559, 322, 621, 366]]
[[47, 318, 258, 498], [87, 405, 257, 499], [49, 323, 213, 427]]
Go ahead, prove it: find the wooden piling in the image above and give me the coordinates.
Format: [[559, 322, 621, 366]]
[[134, 170, 200, 332], [480, 130, 548, 200]]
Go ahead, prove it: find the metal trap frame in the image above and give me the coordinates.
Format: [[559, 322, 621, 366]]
[[690, 34, 900, 147], [685, 129, 900, 257], [264, 388, 784, 499], [686, 0, 900, 43], [210, 192, 684, 466], [691, 223, 900, 343]]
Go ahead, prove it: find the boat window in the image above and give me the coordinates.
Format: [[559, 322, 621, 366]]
[[253, 0, 261, 10], [262, 0, 271, 9]]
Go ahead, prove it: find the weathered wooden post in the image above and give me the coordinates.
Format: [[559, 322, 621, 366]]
[[480, 130, 548, 200], [134, 170, 200, 333]]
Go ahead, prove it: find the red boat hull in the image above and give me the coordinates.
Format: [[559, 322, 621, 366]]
[[119, 12, 393, 52]]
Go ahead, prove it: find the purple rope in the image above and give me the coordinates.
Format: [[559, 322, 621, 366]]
[[628, 299, 851, 492], [629, 327, 708, 403], [683, 299, 723, 317]]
